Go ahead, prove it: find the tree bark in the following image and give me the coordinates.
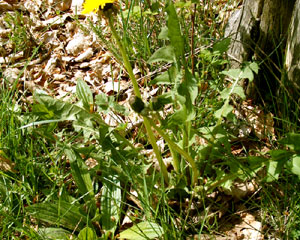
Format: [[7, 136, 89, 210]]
[[225, 0, 297, 102], [285, 0, 300, 88]]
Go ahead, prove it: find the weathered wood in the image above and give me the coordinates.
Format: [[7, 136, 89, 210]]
[[285, 0, 300, 85], [225, 0, 264, 68], [225, 0, 297, 100]]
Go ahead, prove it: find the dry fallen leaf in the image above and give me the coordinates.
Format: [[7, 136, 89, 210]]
[[229, 213, 263, 240], [47, 0, 72, 12], [222, 180, 258, 199], [3, 67, 21, 84], [234, 100, 276, 140], [2, 0, 18, 5], [66, 32, 91, 56], [0, 151, 15, 172]]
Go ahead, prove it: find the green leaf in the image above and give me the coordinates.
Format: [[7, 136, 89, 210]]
[[101, 175, 121, 234], [265, 161, 279, 182], [158, 26, 169, 40], [219, 88, 231, 100], [166, 1, 184, 58], [182, 69, 198, 104], [222, 62, 259, 82], [166, 103, 196, 128], [0, 178, 9, 200], [247, 156, 267, 171], [119, 222, 163, 240], [147, 46, 175, 64], [33, 92, 108, 140], [240, 62, 259, 82], [213, 38, 231, 54], [150, 71, 171, 85], [168, 107, 187, 124], [174, 1, 185, 8], [150, 93, 173, 111], [176, 69, 198, 121], [95, 93, 110, 111], [38, 228, 70, 240], [232, 86, 246, 99], [78, 227, 97, 240], [174, 1, 192, 8], [76, 79, 93, 112], [265, 149, 292, 182], [280, 133, 300, 152], [249, 62, 259, 74], [240, 66, 254, 82], [32, 102, 55, 119], [34, 93, 106, 126], [291, 155, 300, 178], [95, 93, 127, 114], [214, 103, 233, 119], [220, 86, 245, 100], [129, 96, 145, 114], [269, 149, 292, 161], [111, 101, 127, 114], [150, 65, 178, 85], [221, 69, 241, 79], [26, 201, 88, 231], [64, 148, 95, 206]]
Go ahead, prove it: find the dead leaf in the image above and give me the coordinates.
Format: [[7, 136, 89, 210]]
[[3, 67, 21, 84], [0, 151, 15, 172], [231, 213, 263, 240], [234, 100, 276, 140], [47, 0, 72, 12], [75, 47, 94, 62], [223, 180, 258, 199], [66, 32, 90, 56]]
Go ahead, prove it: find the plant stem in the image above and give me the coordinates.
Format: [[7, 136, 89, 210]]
[[169, 144, 180, 173], [146, 117, 199, 186], [107, 12, 169, 184], [191, 3, 196, 76], [107, 13, 141, 98]]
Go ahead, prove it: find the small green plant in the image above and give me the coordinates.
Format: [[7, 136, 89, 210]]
[[23, 0, 259, 237], [24, 79, 166, 239]]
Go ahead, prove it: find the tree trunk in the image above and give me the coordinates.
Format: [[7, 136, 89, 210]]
[[225, 0, 298, 103], [285, 0, 300, 89]]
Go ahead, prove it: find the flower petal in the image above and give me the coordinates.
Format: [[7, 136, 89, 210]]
[[82, 0, 116, 14]]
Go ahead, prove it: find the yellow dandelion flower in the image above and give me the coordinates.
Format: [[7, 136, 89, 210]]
[[82, 0, 116, 14]]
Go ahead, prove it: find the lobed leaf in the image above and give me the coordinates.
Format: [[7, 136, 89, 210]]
[[34, 93, 106, 126]]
